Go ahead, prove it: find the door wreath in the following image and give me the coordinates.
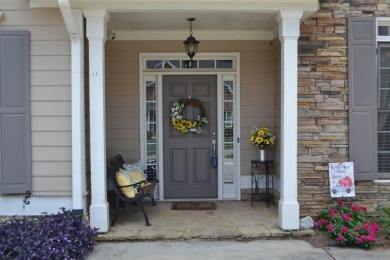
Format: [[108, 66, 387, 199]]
[[170, 98, 207, 134]]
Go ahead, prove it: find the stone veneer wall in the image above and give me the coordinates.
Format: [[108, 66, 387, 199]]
[[298, 0, 390, 216]]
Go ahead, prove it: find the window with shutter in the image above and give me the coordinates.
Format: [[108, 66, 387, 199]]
[[0, 30, 31, 194]]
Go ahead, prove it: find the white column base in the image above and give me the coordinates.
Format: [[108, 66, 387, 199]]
[[278, 200, 300, 230], [89, 202, 109, 233]]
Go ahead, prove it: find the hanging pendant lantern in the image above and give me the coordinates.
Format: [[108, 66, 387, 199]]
[[183, 18, 199, 68]]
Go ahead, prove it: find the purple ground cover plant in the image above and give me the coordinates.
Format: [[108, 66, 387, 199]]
[[0, 208, 98, 259], [314, 201, 379, 248]]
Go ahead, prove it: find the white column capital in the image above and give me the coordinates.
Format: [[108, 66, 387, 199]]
[[84, 9, 109, 41], [277, 11, 303, 39], [276, 10, 304, 21], [83, 9, 109, 20]]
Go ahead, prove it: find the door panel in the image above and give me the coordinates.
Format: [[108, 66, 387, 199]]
[[163, 75, 217, 198]]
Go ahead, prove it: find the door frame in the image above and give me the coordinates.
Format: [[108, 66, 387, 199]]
[[139, 53, 241, 200]]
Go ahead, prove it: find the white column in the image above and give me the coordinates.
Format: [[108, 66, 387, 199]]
[[277, 11, 303, 230], [84, 9, 109, 232]]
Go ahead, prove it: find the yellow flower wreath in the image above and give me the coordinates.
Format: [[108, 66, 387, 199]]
[[170, 98, 207, 134]]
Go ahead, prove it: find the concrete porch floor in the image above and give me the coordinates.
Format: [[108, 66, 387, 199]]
[[96, 201, 314, 241]]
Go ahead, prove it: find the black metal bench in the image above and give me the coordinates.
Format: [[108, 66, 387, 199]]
[[107, 154, 158, 226]]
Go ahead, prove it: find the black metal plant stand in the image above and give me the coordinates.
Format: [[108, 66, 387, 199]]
[[251, 160, 274, 208]]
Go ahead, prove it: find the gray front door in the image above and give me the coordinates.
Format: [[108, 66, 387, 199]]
[[163, 75, 218, 198]]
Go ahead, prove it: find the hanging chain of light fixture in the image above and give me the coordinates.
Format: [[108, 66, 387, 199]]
[[183, 18, 199, 68]]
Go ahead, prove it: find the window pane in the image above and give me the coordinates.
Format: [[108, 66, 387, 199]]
[[378, 152, 390, 172], [182, 60, 197, 68], [378, 132, 390, 151], [380, 69, 390, 85], [161, 60, 180, 69], [199, 60, 215, 68], [379, 26, 390, 36], [224, 81, 234, 100], [223, 80, 234, 184], [216, 60, 233, 69], [146, 60, 162, 69], [379, 89, 390, 109], [146, 80, 157, 168], [146, 60, 180, 69], [380, 47, 390, 67], [379, 112, 390, 131]]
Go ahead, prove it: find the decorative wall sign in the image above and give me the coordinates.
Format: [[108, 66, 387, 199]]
[[329, 162, 355, 198]]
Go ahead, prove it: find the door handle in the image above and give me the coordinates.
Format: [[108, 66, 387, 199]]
[[211, 139, 217, 168]]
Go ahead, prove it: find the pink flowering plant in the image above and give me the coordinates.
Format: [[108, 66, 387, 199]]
[[314, 201, 379, 248]]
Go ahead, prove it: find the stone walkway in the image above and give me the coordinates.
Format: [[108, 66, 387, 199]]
[[96, 201, 313, 241]]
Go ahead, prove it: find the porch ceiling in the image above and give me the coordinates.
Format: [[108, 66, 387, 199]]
[[31, 0, 318, 40]]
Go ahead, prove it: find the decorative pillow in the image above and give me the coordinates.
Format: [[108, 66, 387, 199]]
[[116, 170, 136, 198], [123, 162, 141, 171], [129, 168, 151, 188]]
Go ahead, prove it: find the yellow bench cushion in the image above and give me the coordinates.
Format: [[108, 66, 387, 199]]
[[116, 170, 137, 198]]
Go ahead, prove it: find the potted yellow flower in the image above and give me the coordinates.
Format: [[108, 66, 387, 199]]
[[249, 126, 275, 161]]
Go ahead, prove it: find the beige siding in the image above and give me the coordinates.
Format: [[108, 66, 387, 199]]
[[33, 162, 72, 176], [0, 5, 72, 194], [0, 0, 29, 10], [32, 177, 72, 196], [105, 40, 275, 176]]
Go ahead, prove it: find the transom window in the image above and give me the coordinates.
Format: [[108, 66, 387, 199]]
[[145, 59, 234, 70]]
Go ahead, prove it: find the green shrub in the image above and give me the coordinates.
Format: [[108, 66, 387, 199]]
[[376, 207, 390, 237]]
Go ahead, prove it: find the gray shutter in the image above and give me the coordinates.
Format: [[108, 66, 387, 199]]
[[0, 30, 31, 194], [348, 17, 377, 181]]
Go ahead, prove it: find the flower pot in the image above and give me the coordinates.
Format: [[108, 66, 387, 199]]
[[259, 149, 266, 161]]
